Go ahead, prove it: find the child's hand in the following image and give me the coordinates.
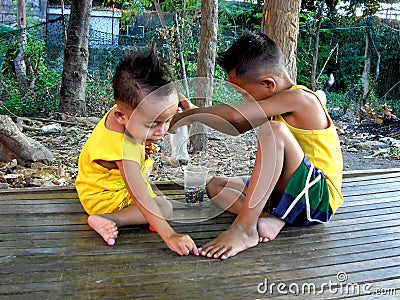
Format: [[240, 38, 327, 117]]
[[178, 93, 197, 110], [169, 110, 185, 134], [166, 233, 199, 256]]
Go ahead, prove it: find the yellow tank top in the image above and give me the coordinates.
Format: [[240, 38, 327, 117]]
[[273, 85, 344, 213], [76, 107, 156, 215]]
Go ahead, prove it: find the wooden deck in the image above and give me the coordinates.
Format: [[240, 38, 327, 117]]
[[1, 169, 400, 299]]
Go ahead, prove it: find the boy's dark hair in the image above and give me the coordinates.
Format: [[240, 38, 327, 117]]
[[217, 31, 285, 79], [113, 47, 174, 108]]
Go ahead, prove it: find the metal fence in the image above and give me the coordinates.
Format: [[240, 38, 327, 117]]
[[0, 14, 399, 116]]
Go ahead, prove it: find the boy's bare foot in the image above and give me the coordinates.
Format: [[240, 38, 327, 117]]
[[88, 215, 119, 246], [257, 215, 285, 243], [199, 223, 259, 260]]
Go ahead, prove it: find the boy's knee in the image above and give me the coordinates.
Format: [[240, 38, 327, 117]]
[[206, 176, 227, 198], [269, 120, 287, 136], [164, 200, 173, 219], [157, 197, 173, 219], [269, 121, 293, 145]]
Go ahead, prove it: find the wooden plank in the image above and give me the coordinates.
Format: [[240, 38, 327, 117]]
[[2, 224, 400, 276], [3, 254, 399, 298], [1, 214, 398, 256], [2, 226, 399, 274], [0, 181, 182, 200], [342, 179, 400, 193], [0, 170, 399, 299], [343, 171, 400, 183], [2, 229, 400, 287], [342, 174, 400, 188], [338, 190, 400, 206], [343, 167, 400, 178], [3, 253, 398, 297]]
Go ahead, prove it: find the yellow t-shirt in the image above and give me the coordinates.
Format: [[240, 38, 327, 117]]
[[75, 107, 156, 215], [273, 85, 344, 213]]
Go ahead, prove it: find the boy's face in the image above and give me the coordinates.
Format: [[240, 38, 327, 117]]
[[124, 92, 179, 144], [227, 72, 272, 102]]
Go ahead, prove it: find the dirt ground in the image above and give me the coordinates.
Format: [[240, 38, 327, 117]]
[[342, 151, 400, 171], [339, 118, 400, 171]]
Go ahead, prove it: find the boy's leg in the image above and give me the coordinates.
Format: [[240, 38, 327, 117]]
[[200, 121, 304, 259], [88, 196, 173, 245], [206, 176, 248, 214]]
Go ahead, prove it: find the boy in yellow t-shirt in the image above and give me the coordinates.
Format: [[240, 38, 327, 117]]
[[171, 31, 343, 259], [76, 48, 198, 256]]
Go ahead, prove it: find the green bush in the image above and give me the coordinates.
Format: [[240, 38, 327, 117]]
[[0, 35, 61, 117]]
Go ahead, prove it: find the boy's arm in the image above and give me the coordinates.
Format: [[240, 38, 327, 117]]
[[171, 104, 266, 136], [116, 159, 198, 256], [171, 89, 304, 135]]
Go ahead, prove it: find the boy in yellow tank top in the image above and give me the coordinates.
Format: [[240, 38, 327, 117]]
[[171, 31, 343, 259], [76, 48, 198, 256]]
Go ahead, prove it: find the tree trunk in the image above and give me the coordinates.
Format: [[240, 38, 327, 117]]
[[59, 0, 92, 116], [310, 5, 323, 91], [191, 0, 218, 152], [175, 13, 190, 98], [261, 0, 301, 82], [14, 0, 28, 89], [362, 28, 370, 105], [0, 115, 53, 166], [361, 22, 380, 111]]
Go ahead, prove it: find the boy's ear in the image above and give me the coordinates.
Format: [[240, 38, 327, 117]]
[[260, 77, 276, 93], [113, 107, 129, 125]]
